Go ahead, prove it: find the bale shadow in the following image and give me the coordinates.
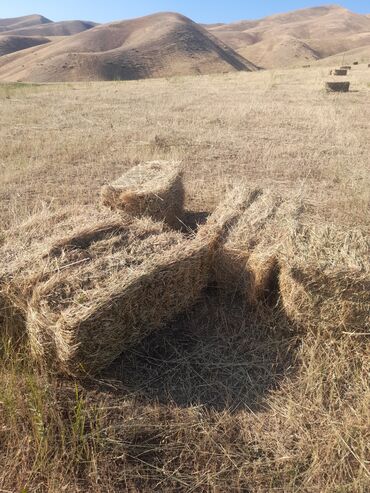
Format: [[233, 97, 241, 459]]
[[98, 289, 300, 413], [179, 210, 209, 233]]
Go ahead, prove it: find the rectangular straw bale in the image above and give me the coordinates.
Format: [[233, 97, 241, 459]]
[[100, 160, 184, 228], [27, 219, 215, 375], [279, 227, 370, 334], [209, 187, 306, 304], [0, 206, 134, 332]]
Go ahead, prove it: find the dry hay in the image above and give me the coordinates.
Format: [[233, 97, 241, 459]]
[[0, 206, 131, 330], [334, 69, 348, 76], [26, 214, 216, 375], [100, 160, 184, 229], [204, 186, 306, 304], [279, 226, 370, 334], [325, 81, 350, 93]]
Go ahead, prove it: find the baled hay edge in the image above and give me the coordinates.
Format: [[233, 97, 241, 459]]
[[27, 232, 217, 375], [100, 161, 185, 228], [279, 265, 370, 333], [0, 207, 141, 336]]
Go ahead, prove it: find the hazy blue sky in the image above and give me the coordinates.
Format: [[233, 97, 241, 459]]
[[1, 1, 369, 24]]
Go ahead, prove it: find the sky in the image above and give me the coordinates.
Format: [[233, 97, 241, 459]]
[[1, 1, 369, 24]]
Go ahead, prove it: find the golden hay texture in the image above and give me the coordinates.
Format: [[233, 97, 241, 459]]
[[279, 226, 370, 334], [27, 217, 215, 375], [100, 160, 184, 228], [209, 187, 306, 304], [0, 206, 130, 330]]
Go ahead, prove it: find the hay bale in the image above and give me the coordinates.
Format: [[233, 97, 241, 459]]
[[26, 215, 215, 375], [100, 160, 184, 228], [0, 206, 132, 326], [325, 81, 350, 93], [279, 227, 370, 334], [340, 66, 351, 70], [205, 187, 306, 304], [353, 61, 359, 65], [334, 69, 348, 76]]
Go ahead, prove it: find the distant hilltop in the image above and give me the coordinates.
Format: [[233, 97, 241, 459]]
[[0, 5, 369, 81]]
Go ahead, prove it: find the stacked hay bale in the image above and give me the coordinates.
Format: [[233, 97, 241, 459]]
[[205, 186, 306, 304], [279, 227, 370, 334], [0, 205, 216, 374], [100, 160, 184, 229], [27, 214, 215, 374]]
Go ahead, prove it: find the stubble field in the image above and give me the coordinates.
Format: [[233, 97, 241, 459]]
[[0, 65, 369, 492]]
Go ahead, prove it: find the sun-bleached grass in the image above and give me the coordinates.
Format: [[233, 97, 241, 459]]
[[0, 65, 369, 491]]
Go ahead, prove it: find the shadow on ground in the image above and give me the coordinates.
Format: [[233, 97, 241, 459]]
[[98, 290, 300, 413]]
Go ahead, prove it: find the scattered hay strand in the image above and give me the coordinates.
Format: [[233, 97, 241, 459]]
[[100, 160, 184, 228], [279, 226, 370, 334], [325, 82, 350, 93]]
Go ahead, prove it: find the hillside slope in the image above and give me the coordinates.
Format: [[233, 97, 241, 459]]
[[0, 35, 50, 57], [317, 43, 370, 65], [0, 12, 257, 82], [0, 14, 51, 33], [1, 20, 98, 37], [206, 5, 370, 68]]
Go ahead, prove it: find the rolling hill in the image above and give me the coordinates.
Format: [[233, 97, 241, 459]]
[[0, 14, 51, 33], [0, 35, 50, 57], [1, 20, 98, 37], [0, 12, 257, 82], [206, 5, 370, 68]]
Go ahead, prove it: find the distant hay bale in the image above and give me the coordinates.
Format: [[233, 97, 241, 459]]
[[334, 69, 348, 76], [279, 227, 370, 334], [100, 160, 184, 228], [0, 206, 131, 334], [353, 61, 359, 65], [26, 214, 215, 375], [325, 81, 350, 93], [205, 187, 306, 304], [340, 66, 351, 70]]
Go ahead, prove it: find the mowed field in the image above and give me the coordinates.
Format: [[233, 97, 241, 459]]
[[0, 65, 369, 491]]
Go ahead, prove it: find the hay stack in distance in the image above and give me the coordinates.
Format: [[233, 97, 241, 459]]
[[279, 227, 370, 334], [27, 213, 215, 375], [334, 69, 348, 76], [325, 81, 350, 93], [100, 160, 184, 229]]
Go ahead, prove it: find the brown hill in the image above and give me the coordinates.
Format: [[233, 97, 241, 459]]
[[206, 5, 370, 68], [317, 44, 370, 65], [0, 12, 257, 82], [0, 35, 50, 57], [0, 14, 51, 33], [2, 20, 98, 37]]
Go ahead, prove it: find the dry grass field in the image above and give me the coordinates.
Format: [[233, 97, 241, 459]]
[[0, 64, 369, 492]]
